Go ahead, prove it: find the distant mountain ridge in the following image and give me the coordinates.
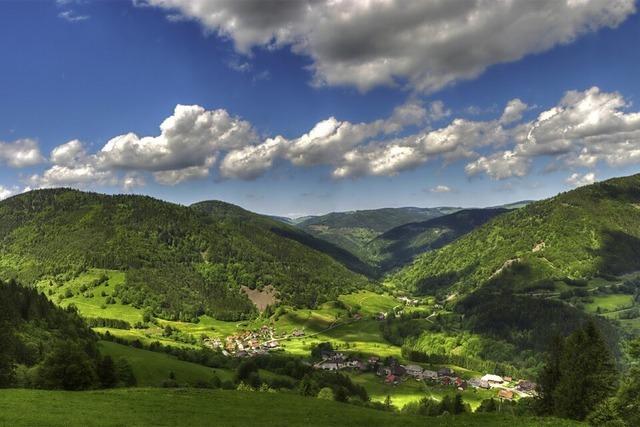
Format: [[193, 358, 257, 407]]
[[367, 208, 509, 271], [271, 201, 532, 273]]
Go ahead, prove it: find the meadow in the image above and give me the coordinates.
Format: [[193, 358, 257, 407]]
[[0, 388, 583, 427]]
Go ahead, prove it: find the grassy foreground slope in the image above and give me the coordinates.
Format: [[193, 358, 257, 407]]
[[0, 189, 367, 320], [0, 388, 582, 427], [391, 174, 640, 295]]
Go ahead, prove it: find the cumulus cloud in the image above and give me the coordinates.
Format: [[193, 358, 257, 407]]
[[566, 172, 596, 187], [25, 86, 640, 191], [0, 139, 45, 168], [97, 104, 257, 172], [141, 0, 635, 92], [0, 185, 18, 200], [466, 87, 640, 180]]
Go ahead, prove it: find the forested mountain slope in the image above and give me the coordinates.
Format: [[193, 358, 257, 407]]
[[391, 174, 640, 296], [367, 208, 508, 271], [0, 189, 367, 321]]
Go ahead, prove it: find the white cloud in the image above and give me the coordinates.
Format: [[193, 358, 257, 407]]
[[467, 87, 640, 180], [142, 0, 635, 93], [0, 185, 18, 200], [24, 87, 640, 192], [58, 10, 90, 22], [429, 185, 453, 193], [566, 172, 596, 187], [50, 139, 87, 166], [0, 139, 45, 168], [500, 99, 528, 125], [98, 104, 257, 172]]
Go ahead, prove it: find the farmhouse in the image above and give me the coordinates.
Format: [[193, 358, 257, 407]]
[[516, 380, 537, 393], [498, 389, 514, 400], [316, 362, 340, 371], [405, 365, 423, 378], [422, 370, 438, 380], [469, 378, 490, 389], [438, 367, 454, 377], [481, 374, 504, 384]]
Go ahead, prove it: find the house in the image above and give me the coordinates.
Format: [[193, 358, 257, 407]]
[[292, 329, 305, 337], [405, 364, 423, 378], [422, 370, 438, 380], [391, 365, 406, 376], [385, 374, 398, 384], [469, 378, 490, 389], [516, 380, 537, 393], [481, 374, 504, 384], [375, 312, 387, 321], [438, 367, 454, 377], [353, 313, 363, 320], [316, 362, 340, 371], [454, 377, 466, 389], [503, 376, 513, 383], [368, 356, 380, 365], [440, 376, 451, 386], [498, 389, 514, 400]]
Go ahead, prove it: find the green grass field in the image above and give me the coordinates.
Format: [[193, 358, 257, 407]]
[[348, 372, 495, 410], [98, 341, 232, 386], [584, 294, 635, 313], [0, 388, 583, 427]]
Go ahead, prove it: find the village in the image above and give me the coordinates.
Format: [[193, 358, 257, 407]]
[[313, 350, 538, 400], [200, 295, 538, 403], [203, 325, 306, 357]]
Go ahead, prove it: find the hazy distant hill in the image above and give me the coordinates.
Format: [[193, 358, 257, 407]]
[[367, 208, 508, 271], [284, 207, 461, 263]]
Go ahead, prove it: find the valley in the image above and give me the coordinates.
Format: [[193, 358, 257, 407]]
[[2, 176, 640, 426]]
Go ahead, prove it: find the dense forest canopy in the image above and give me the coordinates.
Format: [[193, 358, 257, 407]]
[[0, 189, 368, 321]]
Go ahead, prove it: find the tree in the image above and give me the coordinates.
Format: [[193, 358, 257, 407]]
[[384, 394, 392, 409], [477, 398, 497, 413], [37, 342, 97, 390], [537, 334, 564, 414], [546, 321, 618, 420], [97, 356, 118, 388], [317, 387, 333, 400], [115, 358, 137, 386], [0, 322, 16, 388]]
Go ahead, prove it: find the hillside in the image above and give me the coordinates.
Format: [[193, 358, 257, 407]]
[[0, 388, 582, 427], [0, 279, 99, 388], [390, 174, 640, 295], [191, 200, 375, 277], [292, 207, 461, 262], [0, 189, 368, 321], [386, 175, 640, 357], [367, 208, 508, 271]]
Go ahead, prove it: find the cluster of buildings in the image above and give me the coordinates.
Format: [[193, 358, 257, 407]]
[[203, 325, 283, 357]]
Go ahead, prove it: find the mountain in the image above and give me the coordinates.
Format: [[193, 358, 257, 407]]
[[291, 207, 461, 263], [386, 175, 640, 357], [366, 208, 508, 271], [390, 174, 640, 296], [0, 189, 368, 321]]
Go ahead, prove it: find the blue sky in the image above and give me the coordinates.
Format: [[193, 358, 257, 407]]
[[1, 0, 639, 216]]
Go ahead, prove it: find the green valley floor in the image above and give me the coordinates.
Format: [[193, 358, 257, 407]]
[[0, 388, 583, 427]]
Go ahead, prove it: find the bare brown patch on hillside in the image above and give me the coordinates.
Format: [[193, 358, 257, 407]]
[[241, 285, 278, 311]]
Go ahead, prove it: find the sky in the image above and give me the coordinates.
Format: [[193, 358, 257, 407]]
[[1, 0, 640, 217]]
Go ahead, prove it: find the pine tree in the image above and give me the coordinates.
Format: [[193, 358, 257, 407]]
[[553, 321, 618, 420], [537, 334, 564, 414]]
